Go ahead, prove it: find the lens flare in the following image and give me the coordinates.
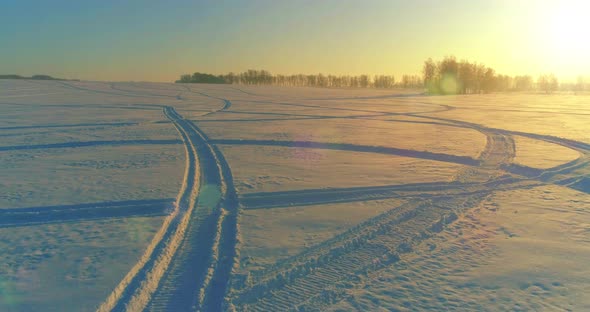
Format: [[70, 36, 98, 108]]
[[0, 277, 20, 308], [440, 74, 460, 95]]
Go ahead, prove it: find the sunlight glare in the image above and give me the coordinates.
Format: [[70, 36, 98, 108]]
[[547, 1, 590, 59]]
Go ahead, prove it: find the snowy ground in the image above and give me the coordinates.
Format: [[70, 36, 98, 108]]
[[0, 79, 588, 311]]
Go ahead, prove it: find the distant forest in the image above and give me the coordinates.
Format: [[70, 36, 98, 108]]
[[177, 57, 588, 94], [423, 56, 561, 94], [176, 71, 421, 89], [0, 74, 76, 81]]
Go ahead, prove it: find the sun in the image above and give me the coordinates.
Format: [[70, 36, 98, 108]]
[[546, 1, 590, 59]]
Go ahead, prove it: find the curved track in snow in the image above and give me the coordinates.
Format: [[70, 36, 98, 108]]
[[97, 106, 238, 312], [10, 81, 587, 311]]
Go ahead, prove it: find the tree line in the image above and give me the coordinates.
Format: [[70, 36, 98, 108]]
[[0, 74, 77, 81], [423, 56, 541, 94], [176, 70, 422, 89], [560, 76, 589, 93], [177, 59, 589, 94], [422, 56, 590, 94]]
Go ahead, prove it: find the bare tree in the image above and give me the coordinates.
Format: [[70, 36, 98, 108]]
[[575, 76, 585, 93], [422, 57, 437, 91], [538, 74, 558, 94]]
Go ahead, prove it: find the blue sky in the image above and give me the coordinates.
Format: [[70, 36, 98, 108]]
[[2, 0, 588, 81]]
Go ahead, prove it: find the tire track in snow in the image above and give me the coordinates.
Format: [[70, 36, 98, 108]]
[[0, 199, 174, 228], [99, 106, 239, 311], [98, 106, 201, 312], [0, 122, 138, 131], [410, 114, 589, 191], [238, 178, 537, 210], [138, 107, 238, 312], [229, 113, 522, 311], [211, 139, 479, 166], [181, 86, 233, 116], [110, 83, 180, 99], [0, 139, 181, 152]]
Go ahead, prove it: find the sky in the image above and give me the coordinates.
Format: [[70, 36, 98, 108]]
[[2, 0, 589, 82]]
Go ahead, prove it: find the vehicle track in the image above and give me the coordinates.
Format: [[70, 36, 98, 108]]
[[110, 83, 180, 99], [97, 106, 201, 312], [55, 81, 148, 98], [180, 86, 233, 115], [0, 199, 173, 228], [38, 81, 241, 312], [229, 117, 519, 311], [240, 181, 471, 209], [239, 178, 540, 210], [232, 196, 491, 311], [409, 114, 589, 189], [0, 122, 138, 131], [211, 139, 479, 166], [196, 88, 588, 310], [36, 82, 584, 310], [9, 82, 590, 310], [0, 139, 181, 152], [144, 107, 239, 312], [97, 106, 238, 312]]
